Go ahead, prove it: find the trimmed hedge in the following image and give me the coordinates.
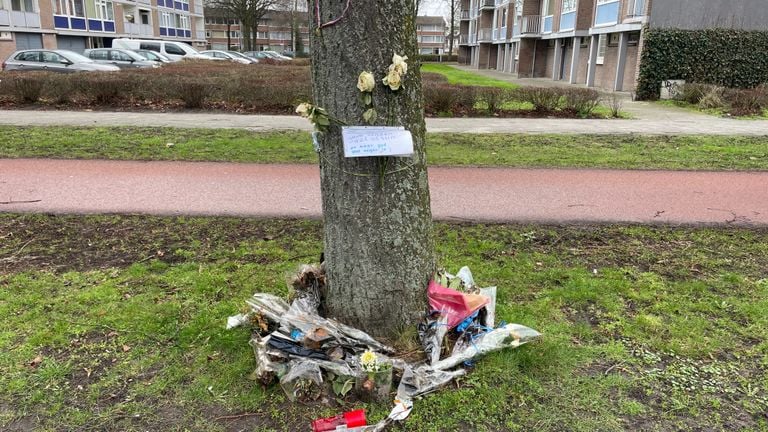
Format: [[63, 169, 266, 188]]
[[0, 63, 604, 117], [419, 54, 458, 63], [636, 28, 768, 100]]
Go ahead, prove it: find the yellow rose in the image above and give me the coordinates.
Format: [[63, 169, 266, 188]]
[[357, 71, 375, 92]]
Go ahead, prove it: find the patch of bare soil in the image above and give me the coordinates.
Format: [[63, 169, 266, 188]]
[[0, 215, 320, 274]]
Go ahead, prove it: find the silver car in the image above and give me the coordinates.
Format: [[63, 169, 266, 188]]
[[200, 50, 251, 64], [84, 48, 159, 69], [2, 49, 120, 73]]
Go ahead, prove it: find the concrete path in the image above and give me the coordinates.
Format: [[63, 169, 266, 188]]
[[1, 107, 767, 135], [2, 159, 766, 226]]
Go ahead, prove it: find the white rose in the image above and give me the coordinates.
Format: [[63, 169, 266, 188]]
[[295, 102, 312, 117], [392, 53, 408, 75], [357, 71, 376, 92], [383, 69, 402, 91]]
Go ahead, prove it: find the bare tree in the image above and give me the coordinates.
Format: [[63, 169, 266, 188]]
[[209, 0, 278, 51], [311, 0, 435, 338]]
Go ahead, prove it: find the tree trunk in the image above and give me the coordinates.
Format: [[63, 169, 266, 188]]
[[449, 0, 455, 56], [310, 0, 435, 338], [242, 26, 252, 51]]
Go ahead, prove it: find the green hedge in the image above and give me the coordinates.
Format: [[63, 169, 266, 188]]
[[419, 54, 458, 63], [636, 28, 768, 100]]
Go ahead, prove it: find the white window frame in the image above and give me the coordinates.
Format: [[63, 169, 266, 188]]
[[95, 0, 114, 21], [596, 33, 607, 65]]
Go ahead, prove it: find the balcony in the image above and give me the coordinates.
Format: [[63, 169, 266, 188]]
[[0, 10, 9, 26], [459, 34, 468, 44], [196, 30, 206, 40], [460, 9, 470, 20], [521, 15, 540, 34], [480, 0, 495, 10], [124, 22, 154, 37], [478, 28, 492, 42], [9, 11, 40, 28], [193, 0, 203, 14], [595, 0, 620, 26]]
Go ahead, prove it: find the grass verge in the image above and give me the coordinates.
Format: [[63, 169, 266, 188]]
[[1, 214, 768, 431], [2, 126, 768, 171], [422, 63, 518, 89], [656, 100, 768, 120]]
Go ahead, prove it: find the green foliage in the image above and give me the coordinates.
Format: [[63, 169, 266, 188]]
[[637, 28, 768, 100]]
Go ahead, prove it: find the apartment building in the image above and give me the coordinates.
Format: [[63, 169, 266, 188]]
[[416, 15, 446, 55], [204, 9, 309, 53], [459, 0, 647, 91], [1, 0, 206, 60], [459, 0, 768, 92]]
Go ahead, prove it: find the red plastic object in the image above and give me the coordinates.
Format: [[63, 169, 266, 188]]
[[311, 409, 367, 431], [428, 279, 490, 329]]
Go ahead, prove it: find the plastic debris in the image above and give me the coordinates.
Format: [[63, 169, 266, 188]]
[[427, 279, 489, 329], [280, 359, 324, 402], [479, 286, 497, 328], [432, 323, 541, 371], [418, 311, 449, 365], [311, 409, 367, 431], [228, 265, 541, 431]]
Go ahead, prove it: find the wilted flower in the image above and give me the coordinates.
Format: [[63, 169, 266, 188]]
[[295, 102, 312, 117], [382, 53, 408, 91], [357, 71, 376, 93]]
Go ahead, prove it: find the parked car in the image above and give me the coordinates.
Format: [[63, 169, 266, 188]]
[[2, 49, 120, 73], [111, 38, 208, 62], [280, 50, 296, 58], [133, 49, 173, 64], [261, 50, 292, 61], [199, 50, 251, 64], [83, 48, 159, 69], [242, 51, 271, 61], [227, 51, 259, 64]]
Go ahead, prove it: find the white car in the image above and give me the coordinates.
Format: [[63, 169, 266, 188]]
[[112, 39, 209, 62], [200, 50, 252, 64]]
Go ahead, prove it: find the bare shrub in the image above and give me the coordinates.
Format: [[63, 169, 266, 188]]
[[514, 87, 563, 112], [562, 88, 600, 116]]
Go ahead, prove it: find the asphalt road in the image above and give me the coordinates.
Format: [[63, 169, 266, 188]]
[[2, 159, 766, 225]]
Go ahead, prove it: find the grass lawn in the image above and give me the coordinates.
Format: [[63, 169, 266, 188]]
[[422, 63, 518, 89], [1, 214, 767, 431], [2, 126, 768, 171]]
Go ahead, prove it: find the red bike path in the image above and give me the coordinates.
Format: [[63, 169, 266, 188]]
[[1, 159, 766, 226]]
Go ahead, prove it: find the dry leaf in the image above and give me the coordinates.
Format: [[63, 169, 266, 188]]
[[28, 355, 43, 368], [122, 345, 131, 352]]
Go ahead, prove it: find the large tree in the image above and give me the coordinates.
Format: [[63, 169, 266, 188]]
[[310, 0, 435, 338], [209, 0, 277, 51]]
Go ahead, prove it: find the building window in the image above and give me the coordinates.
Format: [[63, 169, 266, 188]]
[[140, 9, 150, 25], [608, 32, 620, 46], [69, 0, 85, 17], [628, 31, 640, 45], [542, 0, 555, 16], [95, 0, 114, 21], [561, 0, 576, 13], [11, 0, 35, 12], [596, 33, 607, 65]]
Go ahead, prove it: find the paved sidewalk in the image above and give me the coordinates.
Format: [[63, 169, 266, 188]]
[[1, 108, 768, 135], [2, 159, 766, 225]]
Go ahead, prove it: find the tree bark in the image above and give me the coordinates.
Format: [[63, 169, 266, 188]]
[[310, 0, 435, 338]]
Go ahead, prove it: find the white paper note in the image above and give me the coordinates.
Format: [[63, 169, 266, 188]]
[[342, 126, 414, 158]]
